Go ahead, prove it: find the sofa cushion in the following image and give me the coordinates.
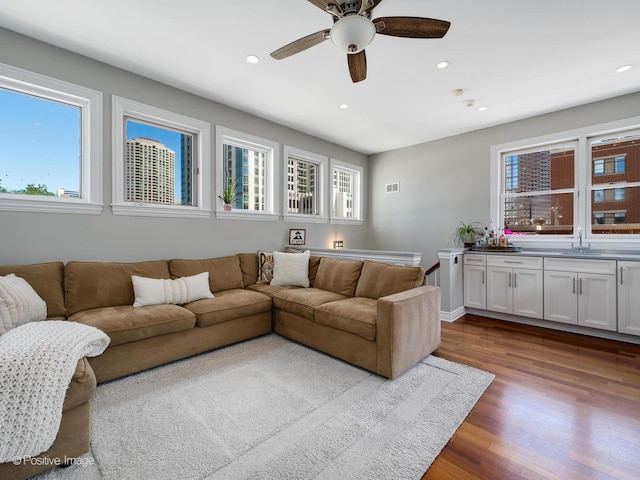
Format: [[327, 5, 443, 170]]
[[63, 358, 97, 411], [315, 297, 377, 341], [0, 262, 66, 318], [354, 261, 425, 300], [246, 283, 299, 298], [65, 260, 171, 316], [183, 289, 272, 327], [237, 253, 259, 287], [313, 258, 363, 297], [273, 288, 346, 321], [132, 272, 213, 307], [169, 256, 244, 293], [69, 304, 195, 347]]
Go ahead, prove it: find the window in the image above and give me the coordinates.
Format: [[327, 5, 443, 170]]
[[593, 155, 626, 176], [331, 159, 363, 224], [283, 145, 327, 223], [491, 116, 640, 245], [590, 132, 640, 234], [502, 143, 576, 235], [593, 188, 625, 203], [0, 63, 102, 214], [112, 96, 210, 218], [216, 126, 279, 220]]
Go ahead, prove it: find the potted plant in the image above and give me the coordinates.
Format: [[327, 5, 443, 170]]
[[219, 177, 236, 211], [453, 221, 483, 248]]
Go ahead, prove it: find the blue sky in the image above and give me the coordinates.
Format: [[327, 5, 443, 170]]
[[0, 88, 81, 192], [0, 87, 184, 198]]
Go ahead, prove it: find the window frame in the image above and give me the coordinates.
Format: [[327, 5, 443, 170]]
[[112, 96, 210, 218], [215, 126, 279, 221], [282, 145, 328, 224], [330, 158, 364, 225], [491, 115, 640, 248], [0, 63, 102, 215]]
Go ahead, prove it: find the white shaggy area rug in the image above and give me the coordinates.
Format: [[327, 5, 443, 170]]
[[37, 334, 493, 480]]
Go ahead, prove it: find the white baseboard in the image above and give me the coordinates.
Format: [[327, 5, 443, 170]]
[[440, 306, 466, 323]]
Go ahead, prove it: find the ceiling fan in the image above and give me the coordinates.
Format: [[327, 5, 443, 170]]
[[270, 0, 451, 83]]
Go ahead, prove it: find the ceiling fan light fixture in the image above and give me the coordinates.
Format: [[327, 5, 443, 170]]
[[330, 15, 376, 54]]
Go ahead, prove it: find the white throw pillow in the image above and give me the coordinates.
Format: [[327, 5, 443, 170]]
[[132, 272, 214, 308], [270, 250, 310, 287], [0, 274, 47, 335]]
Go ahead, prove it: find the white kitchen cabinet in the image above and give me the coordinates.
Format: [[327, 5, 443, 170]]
[[543, 258, 617, 331], [463, 253, 486, 309], [486, 256, 543, 319], [618, 261, 640, 336]]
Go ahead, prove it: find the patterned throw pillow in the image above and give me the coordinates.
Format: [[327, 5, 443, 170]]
[[257, 250, 274, 284]]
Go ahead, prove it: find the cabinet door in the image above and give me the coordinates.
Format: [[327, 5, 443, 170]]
[[513, 268, 543, 319], [463, 265, 486, 309], [544, 270, 577, 325], [577, 274, 617, 331], [618, 261, 640, 335], [487, 266, 513, 314]]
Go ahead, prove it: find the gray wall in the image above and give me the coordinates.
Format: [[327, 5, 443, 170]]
[[368, 91, 640, 268], [0, 28, 368, 264]]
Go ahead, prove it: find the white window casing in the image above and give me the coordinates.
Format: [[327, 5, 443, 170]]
[[0, 63, 102, 214], [283, 145, 328, 224], [215, 126, 279, 221], [112, 96, 210, 218], [330, 158, 363, 225]]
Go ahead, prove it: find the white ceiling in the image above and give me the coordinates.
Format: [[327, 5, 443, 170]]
[[1, 0, 639, 155]]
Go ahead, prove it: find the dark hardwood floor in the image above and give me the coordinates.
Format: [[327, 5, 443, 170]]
[[423, 315, 640, 480]]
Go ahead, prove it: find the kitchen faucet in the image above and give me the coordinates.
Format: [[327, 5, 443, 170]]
[[572, 226, 590, 253]]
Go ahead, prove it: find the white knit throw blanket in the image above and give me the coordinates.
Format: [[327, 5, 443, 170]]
[[0, 321, 110, 463]]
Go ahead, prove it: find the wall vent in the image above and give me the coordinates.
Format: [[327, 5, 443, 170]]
[[386, 182, 400, 193]]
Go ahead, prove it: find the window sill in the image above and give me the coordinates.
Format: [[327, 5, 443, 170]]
[[0, 197, 103, 215], [330, 217, 364, 225], [283, 214, 328, 224], [111, 203, 210, 219], [215, 210, 279, 222]]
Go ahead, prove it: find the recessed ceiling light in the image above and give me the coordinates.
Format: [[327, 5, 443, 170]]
[[436, 61, 450, 69], [478, 106, 488, 111], [246, 55, 260, 64], [340, 103, 350, 109], [615, 64, 632, 73]]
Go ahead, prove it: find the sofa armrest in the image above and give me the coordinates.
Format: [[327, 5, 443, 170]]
[[376, 285, 441, 379]]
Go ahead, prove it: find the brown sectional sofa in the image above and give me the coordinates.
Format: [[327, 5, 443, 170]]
[[0, 252, 441, 479]]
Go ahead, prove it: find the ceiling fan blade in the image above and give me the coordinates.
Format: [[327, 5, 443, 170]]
[[373, 17, 451, 38], [347, 50, 367, 83], [271, 29, 330, 60]]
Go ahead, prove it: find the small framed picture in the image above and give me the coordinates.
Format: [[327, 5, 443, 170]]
[[289, 228, 306, 246]]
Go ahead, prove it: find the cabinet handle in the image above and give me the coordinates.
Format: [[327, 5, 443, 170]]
[[572, 277, 576, 294], [514, 272, 517, 288], [620, 266, 624, 285], [579, 278, 583, 295], [508, 272, 512, 287], [504, 260, 523, 264], [482, 270, 485, 285]]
